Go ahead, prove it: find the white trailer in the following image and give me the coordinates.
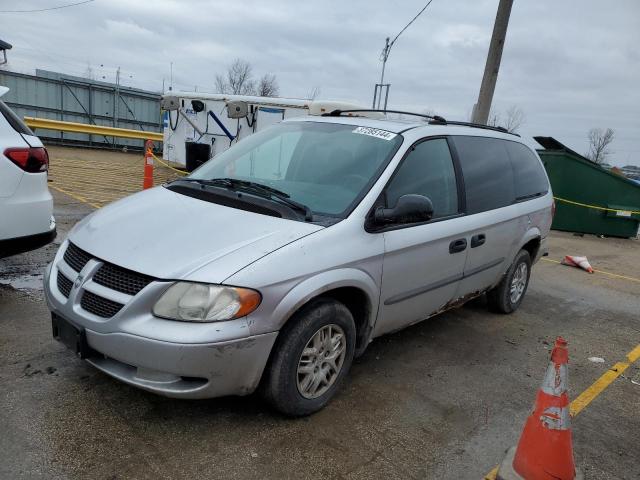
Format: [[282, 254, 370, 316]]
[[161, 92, 312, 170]]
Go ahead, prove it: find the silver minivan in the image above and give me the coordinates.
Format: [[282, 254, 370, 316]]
[[44, 111, 552, 416]]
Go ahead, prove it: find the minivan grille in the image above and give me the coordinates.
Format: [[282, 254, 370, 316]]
[[57, 272, 73, 298], [93, 263, 153, 296], [63, 242, 92, 272], [81, 291, 124, 318], [59, 242, 156, 318]]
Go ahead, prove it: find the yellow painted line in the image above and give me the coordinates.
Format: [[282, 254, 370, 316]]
[[49, 182, 139, 193], [49, 184, 101, 209], [51, 168, 144, 177], [484, 343, 640, 478], [484, 466, 499, 480], [49, 188, 131, 200], [541, 257, 640, 284], [570, 344, 640, 416]]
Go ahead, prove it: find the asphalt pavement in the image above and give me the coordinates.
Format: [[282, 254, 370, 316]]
[[1, 189, 639, 480]]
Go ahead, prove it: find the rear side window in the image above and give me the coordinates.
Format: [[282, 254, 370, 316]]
[[452, 136, 514, 214], [385, 138, 459, 218], [0, 100, 35, 136], [504, 141, 549, 200]]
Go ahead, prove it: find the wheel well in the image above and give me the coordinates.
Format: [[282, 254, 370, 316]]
[[284, 287, 371, 355], [521, 237, 541, 261], [322, 287, 371, 351]]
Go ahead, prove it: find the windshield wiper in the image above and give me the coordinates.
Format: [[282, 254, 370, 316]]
[[169, 178, 232, 187], [229, 179, 314, 221], [171, 177, 313, 221]]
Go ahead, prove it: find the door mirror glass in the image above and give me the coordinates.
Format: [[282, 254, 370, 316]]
[[374, 194, 434, 225]]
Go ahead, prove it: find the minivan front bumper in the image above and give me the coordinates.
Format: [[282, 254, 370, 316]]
[[43, 249, 278, 399], [83, 328, 277, 398]]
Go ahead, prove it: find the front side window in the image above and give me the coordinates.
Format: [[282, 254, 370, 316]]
[[190, 122, 403, 217], [385, 138, 459, 218]]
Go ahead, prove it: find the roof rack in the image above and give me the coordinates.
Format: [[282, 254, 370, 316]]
[[322, 109, 519, 136], [323, 109, 447, 123], [440, 120, 518, 136]]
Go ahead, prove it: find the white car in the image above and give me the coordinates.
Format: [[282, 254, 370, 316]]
[[0, 86, 55, 258]]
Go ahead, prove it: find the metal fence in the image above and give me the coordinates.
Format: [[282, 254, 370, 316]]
[[0, 69, 161, 150]]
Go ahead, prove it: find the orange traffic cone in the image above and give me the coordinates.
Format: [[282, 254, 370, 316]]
[[142, 139, 154, 190], [561, 255, 594, 274], [497, 337, 583, 480]]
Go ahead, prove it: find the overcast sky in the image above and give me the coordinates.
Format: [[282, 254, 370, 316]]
[[2, 0, 639, 166]]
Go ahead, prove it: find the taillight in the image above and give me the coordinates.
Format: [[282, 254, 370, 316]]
[[551, 199, 556, 218], [4, 147, 49, 173]]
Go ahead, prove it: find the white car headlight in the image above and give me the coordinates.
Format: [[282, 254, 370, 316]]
[[153, 282, 261, 322]]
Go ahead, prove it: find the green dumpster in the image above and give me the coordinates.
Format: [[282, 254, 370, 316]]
[[534, 137, 640, 238]]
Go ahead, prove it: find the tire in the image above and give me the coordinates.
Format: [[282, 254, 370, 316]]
[[262, 297, 356, 417], [487, 249, 532, 314]]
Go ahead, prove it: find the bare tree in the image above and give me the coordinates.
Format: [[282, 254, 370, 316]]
[[586, 128, 615, 164], [256, 73, 279, 97], [215, 58, 255, 95], [305, 86, 321, 101], [214, 74, 227, 94], [487, 110, 502, 128], [502, 105, 525, 133], [487, 105, 525, 133]]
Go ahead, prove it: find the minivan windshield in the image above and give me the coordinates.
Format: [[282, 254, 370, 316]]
[[188, 121, 403, 217]]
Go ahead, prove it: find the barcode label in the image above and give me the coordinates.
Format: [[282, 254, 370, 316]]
[[352, 126, 397, 141]]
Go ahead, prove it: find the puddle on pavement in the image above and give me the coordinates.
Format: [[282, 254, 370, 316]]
[[0, 263, 47, 292]]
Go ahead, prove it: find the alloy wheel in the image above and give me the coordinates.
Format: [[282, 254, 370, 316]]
[[296, 324, 346, 399], [509, 262, 528, 304]]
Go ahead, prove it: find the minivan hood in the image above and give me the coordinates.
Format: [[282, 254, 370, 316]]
[[69, 186, 323, 282]]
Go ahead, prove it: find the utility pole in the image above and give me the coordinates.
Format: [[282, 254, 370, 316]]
[[372, 0, 436, 110], [471, 0, 513, 125], [170, 61, 173, 91], [373, 37, 391, 109]]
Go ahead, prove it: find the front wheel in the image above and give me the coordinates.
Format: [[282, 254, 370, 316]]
[[261, 298, 356, 416], [487, 249, 532, 314]]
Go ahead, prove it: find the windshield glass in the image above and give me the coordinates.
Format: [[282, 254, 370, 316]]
[[190, 121, 403, 217]]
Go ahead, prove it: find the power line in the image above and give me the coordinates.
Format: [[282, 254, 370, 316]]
[[0, 0, 95, 13], [373, 0, 437, 108], [388, 0, 436, 51]]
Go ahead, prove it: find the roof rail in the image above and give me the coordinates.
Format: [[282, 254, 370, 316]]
[[323, 109, 447, 123], [438, 120, 519, 136], [323, 109, 519, 136]]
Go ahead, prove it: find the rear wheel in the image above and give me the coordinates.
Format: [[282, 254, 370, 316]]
[[487, 249, 531, 314], [262, 298, 356, 416]]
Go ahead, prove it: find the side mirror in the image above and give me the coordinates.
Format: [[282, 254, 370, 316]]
[[374, 194, 434, 225]]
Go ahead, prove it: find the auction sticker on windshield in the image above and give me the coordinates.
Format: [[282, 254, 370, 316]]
[[352, 126, 397, 141]]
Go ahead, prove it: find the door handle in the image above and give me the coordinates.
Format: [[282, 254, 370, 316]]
[[471, 233, 486, 248], [449, 238, 467, 254]]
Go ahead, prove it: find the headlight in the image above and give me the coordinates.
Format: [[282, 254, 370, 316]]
[[153, 282, 261, 322]]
